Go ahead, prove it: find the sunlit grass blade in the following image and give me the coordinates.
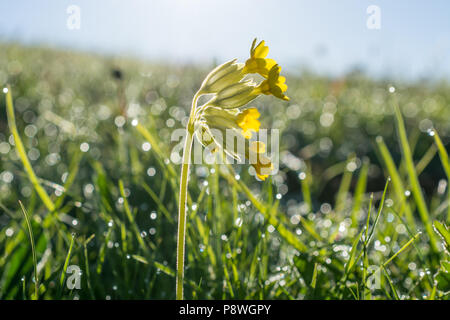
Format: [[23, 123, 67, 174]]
[[431, 129, 450, 222], [381, 265, 400, 300], [18, 200, 38, 300], [381, 232, 422, 269], [376, 136, 416, 229], [5, 86, 55, 212], [59, 234, 75, 289], [392, 97, 438, 252], [415, 144, 437, 176], [432, 220, 449, 254], [366, 179, 389, 244], [335, 157, 354, 213], [299, 164, 312, 212], [118, 180, 150, 257], [351, 158, 369, 228]]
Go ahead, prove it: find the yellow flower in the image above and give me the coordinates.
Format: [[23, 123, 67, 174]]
[[191, 38, 289, 180], [248, 141, 273, 180], [254, 64, 289, 101], [242, 39, 277, 78], [236, 108, 261, 139]]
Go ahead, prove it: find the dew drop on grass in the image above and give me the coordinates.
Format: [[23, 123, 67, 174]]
[[5, 228, 14, 237], [80, 142, 89, 152], [142, 142, 151, 151], [3, 87, 8, 93], [146, 167, 156, 177]]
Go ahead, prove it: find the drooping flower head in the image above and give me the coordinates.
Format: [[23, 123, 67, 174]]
[[192, 39, 289, 180], [242, 39, 277, 78]]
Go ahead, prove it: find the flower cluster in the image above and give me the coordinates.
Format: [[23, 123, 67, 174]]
[[190, 39, 289, 180]]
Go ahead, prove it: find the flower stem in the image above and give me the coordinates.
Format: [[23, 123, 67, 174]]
[[175, 91, 200, 300]]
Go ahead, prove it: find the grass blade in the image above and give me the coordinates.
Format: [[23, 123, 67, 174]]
[[392, 98, 438, 252], [18, 201, 39, 300], [5, 86, 55, 212]]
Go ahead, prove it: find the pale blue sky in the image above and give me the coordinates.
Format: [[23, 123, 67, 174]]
[[1, 0, 450, 79]]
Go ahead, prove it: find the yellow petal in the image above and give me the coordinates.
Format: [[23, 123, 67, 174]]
[[236, 108, 261, 139], [253, 40, 269, 59], [250, 141, 266, 153]]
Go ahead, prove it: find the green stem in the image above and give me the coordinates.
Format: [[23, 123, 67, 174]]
[[175, 91, 200, 300]]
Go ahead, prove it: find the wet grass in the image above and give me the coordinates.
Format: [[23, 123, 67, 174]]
[[0, 43, 449, 300]]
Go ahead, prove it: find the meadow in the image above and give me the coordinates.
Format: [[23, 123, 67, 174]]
[[0, 43, 449, 300]]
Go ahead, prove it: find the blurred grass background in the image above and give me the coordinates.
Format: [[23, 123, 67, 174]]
[[0, 43, 449, 300]]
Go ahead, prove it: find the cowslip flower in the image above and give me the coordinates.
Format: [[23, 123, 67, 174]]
[[254, 64, 289, 101], [242, 39, 277, 78], [176, 38, 288, 300]]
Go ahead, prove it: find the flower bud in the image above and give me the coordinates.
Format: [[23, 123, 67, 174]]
[[213, 80, 257, 109], [200, 59, 245, 93]]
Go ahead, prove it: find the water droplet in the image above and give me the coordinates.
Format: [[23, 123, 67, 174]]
[[3, 87, 8, 93], [147, 167, 156, 176], [142, 142, 151, 151], [80, 142, 89, 152]]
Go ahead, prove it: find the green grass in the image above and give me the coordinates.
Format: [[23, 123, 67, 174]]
[[0, 43, 449, 300]]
